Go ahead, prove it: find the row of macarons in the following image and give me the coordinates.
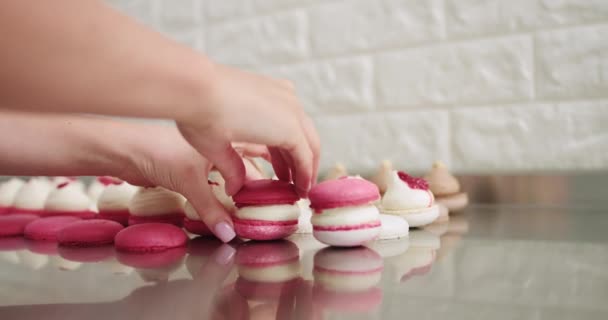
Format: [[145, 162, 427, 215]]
[[0, 156, 268, 218], [0, 160, 467, 245]]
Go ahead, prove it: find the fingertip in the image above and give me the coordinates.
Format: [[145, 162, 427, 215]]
[[269, 147, 291, 182], [214, 221, 237, 243]]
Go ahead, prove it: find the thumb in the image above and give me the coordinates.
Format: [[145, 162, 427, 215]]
[[200, 142, 246, 197], [182, 180, 237, 243]]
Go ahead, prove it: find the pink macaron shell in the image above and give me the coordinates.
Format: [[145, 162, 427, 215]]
[[128, 213, 184, 227], [98, 209, 130, 225], [57, 220, 124, 247], [114, 223, 188, 253], [233, 179, 299, 207], [58, 245, 116, 263], [41, 210, 97, 220], [183, 218, 214, 237], [116, 247, 187, 269], [0, 206, 10, 215], [0, 214, 39, 237], [233, 218, 298, 241], [235, 240, 299, 267], [23, 216, 82, 241], [309, 178, 380, 212]]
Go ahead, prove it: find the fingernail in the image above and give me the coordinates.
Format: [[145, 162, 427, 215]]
[[214, 221, 236, 243], [214, 244, 236, 266]]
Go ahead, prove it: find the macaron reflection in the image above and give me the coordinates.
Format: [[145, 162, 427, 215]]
[[116, 247, 186, 283], [185, 236, 224, 278], [58, 245, 115, 263], [386, 229, 440, 283], [312, 247, 384, 317], [234, 240, 302, 303]]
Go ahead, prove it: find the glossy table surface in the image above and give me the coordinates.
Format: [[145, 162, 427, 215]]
[[1, 174, 608, 319]]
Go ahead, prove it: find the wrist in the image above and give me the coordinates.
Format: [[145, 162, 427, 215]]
[[73, 118, 137, 179], [173, 55, 216, 124]]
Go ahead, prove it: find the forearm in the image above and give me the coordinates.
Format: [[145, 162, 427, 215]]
[[0, 0, 210, 120], [0, 110, 141, 177]]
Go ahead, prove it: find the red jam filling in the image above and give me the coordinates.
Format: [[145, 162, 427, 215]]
[[397, 171, 429, 190], [207, 180, 220, 186], [97, 176, 123, 186], [57, 182, 70, 189]]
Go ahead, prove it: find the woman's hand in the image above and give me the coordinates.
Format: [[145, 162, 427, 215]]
[[0, 1, 320, 197], [0, 111, 267, 242], [119, 125, 269, 243], [177, 63, 320, 197]]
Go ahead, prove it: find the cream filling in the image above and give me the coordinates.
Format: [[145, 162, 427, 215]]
[[45, 184, 91, 211], [235, 204, 300, 221], [311, 205, 379, 227], [313, 270, 382, 292], [97, 183, 138, 211], [238, 260, 301, 283], [129, 187, 185, 216], [0, 178, 25, 206], [381, 171, 433, 210]]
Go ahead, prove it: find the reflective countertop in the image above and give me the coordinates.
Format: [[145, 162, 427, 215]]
[[1, 175, 607, 319]]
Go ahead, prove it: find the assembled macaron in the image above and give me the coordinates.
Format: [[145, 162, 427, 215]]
[[309, 177, 381, 247], [232, 179, 301, 241]]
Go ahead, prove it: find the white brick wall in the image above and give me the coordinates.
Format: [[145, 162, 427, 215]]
[[107, 0, 608, 174]]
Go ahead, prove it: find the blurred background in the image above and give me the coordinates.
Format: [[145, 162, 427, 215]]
[[106, 0, 608, 175]]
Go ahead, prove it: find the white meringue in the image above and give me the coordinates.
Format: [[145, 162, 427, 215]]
[[12, 177, 53, 210], [0, 177, 25, 207], [128, 187, 185, 216], [97, 182, 139, 211], [381, 171, 434, 211], [45, 181, 92, 211]]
